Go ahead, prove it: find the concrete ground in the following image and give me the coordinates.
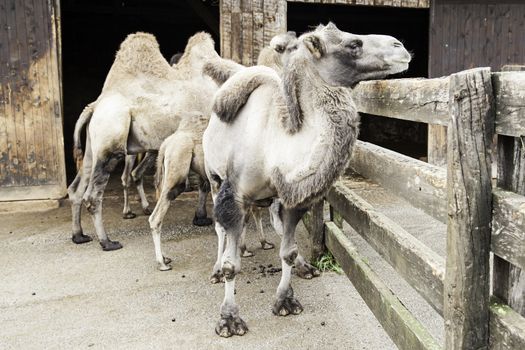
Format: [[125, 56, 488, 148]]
[[0, 177, 397, 350], [0, 175, 444, 349]]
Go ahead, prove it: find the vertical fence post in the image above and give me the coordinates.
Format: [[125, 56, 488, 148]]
[[493, 65, 525, 316], [304, 200, 325, 262], [444, 68, 494, 350]]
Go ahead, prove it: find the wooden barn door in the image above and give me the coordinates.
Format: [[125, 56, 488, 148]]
[[0, 0, 66, 202]]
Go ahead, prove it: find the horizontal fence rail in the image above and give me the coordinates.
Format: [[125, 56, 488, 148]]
[[489, 297, 525, 349], [352, 77, 450, 125], [350, 141, 447, 223], [325, 222, 441, 350], [327, 182, 445, 315], [492, 188, 525, 271]]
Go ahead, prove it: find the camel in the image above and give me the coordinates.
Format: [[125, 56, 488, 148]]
[[67, 31, 218, 251], [148, 32, 301, 273], [71, 51, 185, 220], [202, 22, 411, 337]]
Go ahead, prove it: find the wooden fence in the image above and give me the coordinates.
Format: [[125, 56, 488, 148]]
[[303, 67, 525, 349]]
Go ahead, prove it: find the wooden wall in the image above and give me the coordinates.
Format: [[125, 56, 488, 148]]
[[428, 0, 525, 166], [220, 0, 429, 65], [0, 0, 66, 201]]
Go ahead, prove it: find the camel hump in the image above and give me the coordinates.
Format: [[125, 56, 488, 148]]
[[212, 66, 280, 123], [110, 32, 171, 80]]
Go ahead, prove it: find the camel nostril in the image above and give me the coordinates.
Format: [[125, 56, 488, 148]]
[[393, 42, 403, 48]]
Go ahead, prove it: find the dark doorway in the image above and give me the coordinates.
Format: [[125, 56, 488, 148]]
[[288, 3, 430, 160], [60, 0, 220, 183]]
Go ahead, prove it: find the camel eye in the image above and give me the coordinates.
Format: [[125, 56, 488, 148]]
[[347, 40, 363, 50], [275, 44, 285, 53], [393, 41, 403, 48]]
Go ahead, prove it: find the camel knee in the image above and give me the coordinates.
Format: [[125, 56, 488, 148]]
[[214, 180, 243, 230], [280, 246, 298, 266]]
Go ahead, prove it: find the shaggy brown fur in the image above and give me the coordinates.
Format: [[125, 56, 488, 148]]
[[272, 55, 359, 208]]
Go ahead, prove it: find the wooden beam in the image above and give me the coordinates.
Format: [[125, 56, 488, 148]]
[[444, 67, 494, 349], [493, 63, 525, 318], [350, 140, 447, 223], [327, 182, 445, 315], [489, 297, 525, 350], [493, 72, 525, 137], [351, 77, 450, 126], [492, 188, 525, 271], [325, 222, 441, 350]]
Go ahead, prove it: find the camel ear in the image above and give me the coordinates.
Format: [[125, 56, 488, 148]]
[[304, 35, 325, 59], [287, 31, 297, 38]]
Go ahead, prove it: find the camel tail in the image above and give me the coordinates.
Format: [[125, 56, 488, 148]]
[[73, 102, 95, 170], [212, 66, 280, 123]]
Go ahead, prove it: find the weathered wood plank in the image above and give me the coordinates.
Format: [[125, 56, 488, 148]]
[[302, 200, 326, 261], [219, 1, 232, 58], [493, 72, 525, 137], [489, 297, 525, 350], [428, 126, 447, 167], [350, 140, 447, 223], [252, 0, 264, 64], [327, 182, 445, 315], [445, 67, 494, 350], [325, 222, 441, 350], [352, 77, 450, 126], [492, 188, 525, 271]]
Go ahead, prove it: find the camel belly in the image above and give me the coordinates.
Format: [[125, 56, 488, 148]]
[[127, 113, 181, 153]]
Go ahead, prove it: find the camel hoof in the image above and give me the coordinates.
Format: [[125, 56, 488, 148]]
[[192, 216, 213, 226], [159, 263, 172, 271], [261, 241, 275, 250], [72, 232, 92, 244], [100, 240, 123, 251], [215, 315, 248, 337], [295, 262, 321, 280], [273, 296, 303, 316], [143, 207, 152, 216], [123, 212, 136, 219], [210, 271, 224, 284]]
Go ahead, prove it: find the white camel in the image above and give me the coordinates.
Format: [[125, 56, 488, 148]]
[[202, 23, 411, 337], [72, 52, 184, 220], [148, 32, 301, 272], [67, 32, 218, 251]]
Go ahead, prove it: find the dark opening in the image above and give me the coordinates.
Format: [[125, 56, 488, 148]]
[[60, 0, 220, 183], [288, 3, 430, 160]]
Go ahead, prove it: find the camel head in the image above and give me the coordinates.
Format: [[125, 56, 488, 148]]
[[297, 22, 411, 87]]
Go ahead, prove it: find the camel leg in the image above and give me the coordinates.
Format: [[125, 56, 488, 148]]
[[272, 207, 306, 317], [148, 182, 185, 271], [122, 155, 137, 219], [214, 180, 248, 337], [252, 206, 275, 250], [192, 180, 213, 226], [148, 135, 192, 270], [84, 150, 125, 251], [270, 199, 320, 279], [239, 216, 254, 258], [68, 130, 93, 244], [209, 177, 225, 284], [132, 151, 156, 215]]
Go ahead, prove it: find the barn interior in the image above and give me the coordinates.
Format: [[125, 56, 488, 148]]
[[60, 0, 220, 182], [288, 3, 430, 160]]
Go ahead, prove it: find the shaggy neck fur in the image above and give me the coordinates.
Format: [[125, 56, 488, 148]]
[[272, 50, 360, 209]]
